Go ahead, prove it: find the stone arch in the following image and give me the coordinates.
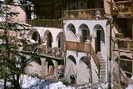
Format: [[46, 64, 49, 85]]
[[32, 31, 41, 43], [67, 23, 76, 34], [45, 58, 55, 75], [43, 30, 53, 48], [28, 30, 41, 44], [56, 32, 64, 49], [65, 55, 77, 84], [93, 24, 105, 53], [67, 55, 77, 65], [32, 56, 42, 65], [77, 56, 91, 84], [80, 56, 90, 66], [78, 24, 90, 42]]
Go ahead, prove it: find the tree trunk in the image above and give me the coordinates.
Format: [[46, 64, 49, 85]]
[[4, 78, 7, 89]]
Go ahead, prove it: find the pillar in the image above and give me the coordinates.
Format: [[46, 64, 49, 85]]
[[104, 0, 112, 16]]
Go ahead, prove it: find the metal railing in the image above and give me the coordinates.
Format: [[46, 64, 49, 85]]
[[63, 8, 105, 20]]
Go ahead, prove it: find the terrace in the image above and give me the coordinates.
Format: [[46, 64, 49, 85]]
[[23, 43, 64, 60]]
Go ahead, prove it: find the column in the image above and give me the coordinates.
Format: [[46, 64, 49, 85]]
[[104, 0, 112, 16]]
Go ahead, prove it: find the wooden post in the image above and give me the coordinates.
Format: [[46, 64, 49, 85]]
[[132, 21, 133, 40], [89, 37, 92, 83], [118, 50, 121, 87], [132, 52, 133, 74]]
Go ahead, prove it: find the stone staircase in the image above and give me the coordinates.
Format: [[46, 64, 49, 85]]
[[97, 52, 106, 82]]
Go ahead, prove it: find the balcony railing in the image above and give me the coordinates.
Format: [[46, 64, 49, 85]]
[[23, 43, 64, 58], [63, 8, 105, 20], [116, 38, 133, 50], [27, 19, 63, 28]]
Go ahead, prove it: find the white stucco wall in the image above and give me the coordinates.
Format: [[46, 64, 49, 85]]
[[32, 27, 63, 48], [64, 20, 108, 62], [64, 19, 109, 83]]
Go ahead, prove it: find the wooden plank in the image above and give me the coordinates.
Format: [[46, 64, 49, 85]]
[[18, 51, 64, 60], [114, 49, 133, 53], [120, 58, 133, 62]]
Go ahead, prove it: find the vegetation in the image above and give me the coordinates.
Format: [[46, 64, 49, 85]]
[[0, 1, 32, 89]]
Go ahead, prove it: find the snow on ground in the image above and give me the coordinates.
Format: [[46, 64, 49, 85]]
[[126, 76, 133, 89], [126, 85, 133, 89], [21, 75, 75, 89], [0, 75, 108, 89], [0, 75, 75, 89]]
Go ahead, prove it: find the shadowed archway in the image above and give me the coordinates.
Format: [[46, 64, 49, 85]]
[[65, 55, 77, 84], [67, 24, 76, 34], [78, 24, 90, 42], [93, 24, 105, 53], [77, 56, 92, 84], [43, 30, 53, 48]]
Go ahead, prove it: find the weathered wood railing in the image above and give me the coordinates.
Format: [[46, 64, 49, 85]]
[[65, 41, 100, 67], [116, 38, 133, 50]]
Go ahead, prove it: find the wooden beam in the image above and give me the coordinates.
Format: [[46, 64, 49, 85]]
[[18, 51, 64, 60]]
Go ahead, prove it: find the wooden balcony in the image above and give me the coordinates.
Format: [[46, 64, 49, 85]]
[[27, 19, 63, 28], [64, 8, 105, 20], [113, 1, 133, 17], [115, 38, 133, 50], [23, 43, 64, 60]]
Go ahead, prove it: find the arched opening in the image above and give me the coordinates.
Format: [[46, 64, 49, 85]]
[[32, 56, 41, 65], [65, 55, 76, 84], [44, 30, 53, 48], [56, 60, 64, 78], [94, 25, 105, 53], [67, 24, 76, 34], [80, 56, 90, 67], [46, 58, 55, 75], [47, 32, 53, 48], [31, 31, 41, 44], [68, 55, 76, 65], [78, 24, 90, 42], [56, 32, 64, 49], [77, 56, 91, 84]]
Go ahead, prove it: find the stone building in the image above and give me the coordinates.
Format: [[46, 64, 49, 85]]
[[63, 0, 109, 85], [0, 0, 133, 88], [63, 0, 133, 88]]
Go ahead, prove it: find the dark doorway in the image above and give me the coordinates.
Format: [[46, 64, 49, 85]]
[[47, 32, 53, 48], [95, 30, 101, 53]]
